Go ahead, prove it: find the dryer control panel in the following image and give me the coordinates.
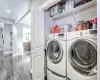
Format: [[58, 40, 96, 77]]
[[79, 29, 97, 36], [79, 29, 97, 39], [90, 30, 97, 34], [67, 29, 97, 40]]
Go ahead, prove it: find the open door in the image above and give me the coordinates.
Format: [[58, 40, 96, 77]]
[[31, 7, 44, 80]]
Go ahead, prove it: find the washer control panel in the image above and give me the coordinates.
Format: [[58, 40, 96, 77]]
[[47, 33, 66, 40], [58, 33, 64, 38]]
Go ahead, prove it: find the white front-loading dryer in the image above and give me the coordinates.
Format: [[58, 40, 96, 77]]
[[46, 33, 67, 80], [67, 29, 97, 80]]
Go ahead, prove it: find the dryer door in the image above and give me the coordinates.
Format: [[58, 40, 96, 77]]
[[47, 40, 63, 64], [69, 40, 97, 75]]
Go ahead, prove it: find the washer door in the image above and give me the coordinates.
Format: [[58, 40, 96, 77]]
[[47, 40, 63, 64], [69, 40, 97, 75]]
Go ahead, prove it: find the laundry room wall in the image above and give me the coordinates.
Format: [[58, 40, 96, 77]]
[[4, 24, 13, 52], [44, 6, 97, 48], [55, 6, 97, 28], [44, 11, 56, 47]]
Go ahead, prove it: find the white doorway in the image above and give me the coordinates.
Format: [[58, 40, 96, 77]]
[[0, 23, 5, 80]]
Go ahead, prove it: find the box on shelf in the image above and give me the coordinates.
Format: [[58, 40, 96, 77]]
[[59, 24, 72, 33]]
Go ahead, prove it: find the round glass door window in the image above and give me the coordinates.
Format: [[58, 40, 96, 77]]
[[69, 40, 97, 75], [47, 40, 63, 64]]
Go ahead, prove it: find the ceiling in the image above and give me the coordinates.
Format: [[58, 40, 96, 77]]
[[20, 12, 31, 25], [0, 0, 31, 20]]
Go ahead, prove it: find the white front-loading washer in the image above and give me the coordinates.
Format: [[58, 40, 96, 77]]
[[46, 33, 67, 80], [67, 29, 97, 80]]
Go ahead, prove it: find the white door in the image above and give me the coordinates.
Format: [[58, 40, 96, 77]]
[[31, 7, 44, 80]]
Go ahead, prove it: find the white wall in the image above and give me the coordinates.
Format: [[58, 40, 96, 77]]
[[44, 6, 97, 40], [0, 23, 4, 28], [0, 28, 3, 49], [23, 27, 31, 42], [97, 0, 100, 80], [55, 6, 97, 27], [20, 12, 31, 25], [12, 23, 30, 56], [13, 24, 23, 56], [44, 11, 56, 48], [0, 23, 4, 49], [12, 25, 17, 55], [15, 0, 31, 24], [0, 17, 15, 24], [4, 24, 12, 52]]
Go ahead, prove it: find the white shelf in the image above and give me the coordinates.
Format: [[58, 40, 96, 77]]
[[40, 0, 61, 11], [53, 0, 97, 20]]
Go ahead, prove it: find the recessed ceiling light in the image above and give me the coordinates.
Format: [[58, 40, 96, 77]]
[[6, 10, 10, 13]]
